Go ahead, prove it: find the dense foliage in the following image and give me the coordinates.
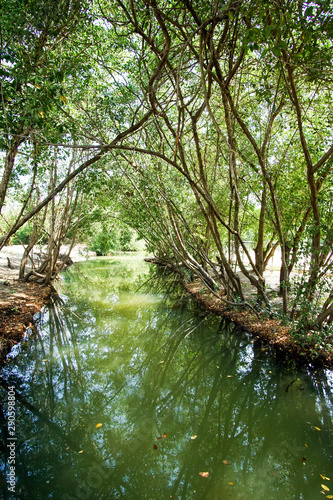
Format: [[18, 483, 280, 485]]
[[1, 0, 333, 347]]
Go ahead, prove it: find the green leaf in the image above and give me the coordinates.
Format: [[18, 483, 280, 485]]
[[261, 48, 269, 59], [263, 25, 272, 38], [304, 7, 313, 17]]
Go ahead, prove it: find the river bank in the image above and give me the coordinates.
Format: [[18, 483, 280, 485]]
[[0, 245, 93, 364], [145, 257, 333, 370], [183, 280, 333, 370]]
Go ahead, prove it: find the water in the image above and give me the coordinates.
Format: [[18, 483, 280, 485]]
[[0, 255, 332, 500]]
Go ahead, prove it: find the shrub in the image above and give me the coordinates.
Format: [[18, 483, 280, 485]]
[[12, 226, 31, 245], [89, 228, 117, 256]]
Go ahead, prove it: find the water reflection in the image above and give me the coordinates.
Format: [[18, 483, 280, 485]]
[[0, 256, 332, 500]]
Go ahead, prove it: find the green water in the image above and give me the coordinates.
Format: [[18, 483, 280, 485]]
[[0, 255, 332, 500]]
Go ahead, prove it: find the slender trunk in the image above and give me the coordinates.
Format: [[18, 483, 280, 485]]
[[19, 207, 47, 279], [317, 303, 333, 327], [0, 111, 153, 250], [255, 186, 267, 277], [0, 127, 31, 214], [279, 244, 291, 296], [263, 240, 279, 270]]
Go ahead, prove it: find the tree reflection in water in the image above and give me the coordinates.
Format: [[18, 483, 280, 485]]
[[0, 257, 332, 500]]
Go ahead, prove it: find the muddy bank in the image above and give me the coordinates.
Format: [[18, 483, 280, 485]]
[[184, 281, 332, 369], [145, 257, 333, 370], [0, 281, 53, 364], [0, 244, 94, 365]]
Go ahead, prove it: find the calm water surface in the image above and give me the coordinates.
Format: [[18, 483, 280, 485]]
[[0, 255, 332, 500]]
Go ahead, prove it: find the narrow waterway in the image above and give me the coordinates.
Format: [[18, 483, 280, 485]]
[[1, 255, 332, 500]]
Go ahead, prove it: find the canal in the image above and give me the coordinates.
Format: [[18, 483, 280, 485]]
[[1, 255, 332, 499]]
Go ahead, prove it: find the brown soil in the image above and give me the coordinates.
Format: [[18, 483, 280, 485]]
[[183, 280, 333, 370], [0, 280, 53, 364], [0, 244, 94, 365]]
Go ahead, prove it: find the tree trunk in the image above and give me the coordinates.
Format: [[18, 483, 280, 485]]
[[255, 186, 267, 277], [0, 127, 31, 215]]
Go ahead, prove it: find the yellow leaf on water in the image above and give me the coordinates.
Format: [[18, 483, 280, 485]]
[[228, 482, 234, 486], [325, 495, 333, 498], [95, 423, 103, 429], [222, 460, 231, 465], [191, 435, 197, 440], [321, 474, 331, 481], [227, 375, 233, 378], [321, 485, 330, 491], [305, 443, 308, 447], [314, 426, 321, 431], [199, 472, 209, 477], [42, 359, 48, 362], [78, 450, 83, 454]]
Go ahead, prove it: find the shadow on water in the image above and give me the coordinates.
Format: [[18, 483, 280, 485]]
[[0, 256, 332, 500]]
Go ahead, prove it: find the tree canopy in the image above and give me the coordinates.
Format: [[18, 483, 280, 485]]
[[1, 0, 333, 341]]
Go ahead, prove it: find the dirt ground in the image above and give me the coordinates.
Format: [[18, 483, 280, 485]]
[[0, 280, 53, 363], [183, 280, 333, 370], [145, 257, 332, 370], [0, 245, 93, 364]]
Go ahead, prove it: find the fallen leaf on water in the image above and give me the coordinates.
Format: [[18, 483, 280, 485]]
[[78, 450, 83, 454], [314, 426, 321, 431], [159, 360, 164, 364], [228, 482, 234, 485], [191, 435, 198, 440], [321, 485, 330, 492], [321, 475, 331, 481], [157, 433, 167, 439], [154, 444, 157, 450], [199, 472, 209, 478], [42, 359, 48, 362], [227, 375, 233, 378], [222, 460, 231, 465], [325, 495, 333, 499], [95, 423, 103, 429], [302, 457, 306, 463], [305, 443, 308, 447]]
